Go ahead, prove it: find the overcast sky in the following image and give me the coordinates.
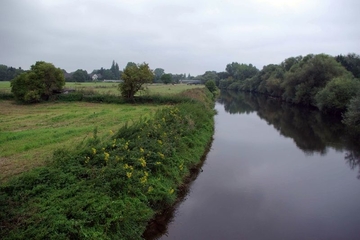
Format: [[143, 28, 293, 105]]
[[1, 0, 359, 75]]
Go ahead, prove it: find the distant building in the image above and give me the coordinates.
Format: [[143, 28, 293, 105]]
[[103, 80, 123, 83], [92, 74, 98, 81]]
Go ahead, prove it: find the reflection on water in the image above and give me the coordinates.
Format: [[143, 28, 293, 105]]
[[219, 90, 360, 177], [151, 90, 360, 240]]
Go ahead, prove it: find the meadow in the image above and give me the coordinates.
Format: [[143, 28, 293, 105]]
[[0, 101, 159, 182], [0, 81, 203, 95]]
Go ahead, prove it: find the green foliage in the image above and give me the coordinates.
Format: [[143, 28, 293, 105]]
[[153, 68, 165, 83], [11, 61, 65, 103], [0, 89, 215, 239], [72, 69, 90, 82], [281, 54, 351, 106], [205, 80, 217, 93], [315, 77, 360, 113], [0, 64, 24, 81], [160, 73, 172, 84], [226, 62, 259, 81], [343, 94, 360, 134], [119, 63, 154, 99], [335, 53, 360, 79]]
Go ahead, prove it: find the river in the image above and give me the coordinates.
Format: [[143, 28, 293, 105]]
[[151, 91, 360, 240]]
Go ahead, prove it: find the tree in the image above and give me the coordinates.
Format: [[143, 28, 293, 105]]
[[161, 73, 172, 84], [72, 69, 90, 82], [315, 77, 360, 113], [119, 62, 154, 99], [335, 53, 360, 79], [154, 68, 165, 82], [11, 61, 65, 103]]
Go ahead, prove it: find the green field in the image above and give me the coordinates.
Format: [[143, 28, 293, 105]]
[[0, 81, 203, 95], [0, 101, 160, 182]]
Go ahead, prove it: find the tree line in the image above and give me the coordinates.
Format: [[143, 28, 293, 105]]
[[194, 53, 360, 136]]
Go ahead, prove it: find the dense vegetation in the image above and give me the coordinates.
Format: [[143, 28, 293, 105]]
[[11, 61, 65, 103], [211, 53, 360, 135], [0, 65, 24, 81], [0, 88, 215, 239]]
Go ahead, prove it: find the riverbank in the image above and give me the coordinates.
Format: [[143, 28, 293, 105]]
[[0, 88, 215, 239]]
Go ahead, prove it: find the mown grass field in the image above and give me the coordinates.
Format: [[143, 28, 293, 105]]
[[0, 101, 159, 182]]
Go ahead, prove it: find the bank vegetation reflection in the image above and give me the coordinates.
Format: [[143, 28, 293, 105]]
[[218, 90, 360, 179]]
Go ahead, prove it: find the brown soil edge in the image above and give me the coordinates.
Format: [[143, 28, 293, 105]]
[[142, 137, 214, 240]]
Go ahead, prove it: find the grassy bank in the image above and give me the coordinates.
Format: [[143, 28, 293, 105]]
[[0, 88, 215, 239], [0, 101, 160, 182]]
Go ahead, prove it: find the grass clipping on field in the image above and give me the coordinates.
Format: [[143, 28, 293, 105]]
[[0, 88, 215, 240]]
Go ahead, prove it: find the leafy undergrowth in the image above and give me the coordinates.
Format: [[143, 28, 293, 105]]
[[0, 88, 215, 239]]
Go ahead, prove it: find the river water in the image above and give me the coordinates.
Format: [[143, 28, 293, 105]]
[[155, 91, 360, 240]]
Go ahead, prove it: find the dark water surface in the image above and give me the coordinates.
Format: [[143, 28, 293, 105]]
[[158, 91, 360, 240]]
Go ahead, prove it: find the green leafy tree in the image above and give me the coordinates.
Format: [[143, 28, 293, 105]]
[[161, 73, 172, 84], [315, 77, 360, 113], [281, 54, 351, 106], [119, 62, 154, 99], [154, 68, 165, 82], [72, 69, 90, 82], [11, 61, 65, 102], [335, 53, 360, 79]]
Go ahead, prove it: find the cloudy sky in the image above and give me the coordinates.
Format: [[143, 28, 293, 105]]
[[1, 0, 359, 75]]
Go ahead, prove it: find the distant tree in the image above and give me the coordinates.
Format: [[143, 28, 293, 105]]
[[126, 62, 137, 68], [161, 73, 172, 84], [110, 60, 121, 79], [202, 71, 219, 84], [154, 68, 165, 82], [335, 53, 360, 79], [225, 62, 258, 81], [72, 69, 90, 82], [119, 62, 154, 99], [0, 64, 24, 81], [11, 61, 65, 102]]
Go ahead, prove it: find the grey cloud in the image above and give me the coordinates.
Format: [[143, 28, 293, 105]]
[[0, 0, 359, 75]]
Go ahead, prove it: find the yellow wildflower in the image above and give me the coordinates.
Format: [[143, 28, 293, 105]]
[[140, 147, 144, 153], [156, 161, 162, 165], [104, 152, 110, 162], [85, 156, 90, 164], [126, 172, 132, 178], [157, 140, 162, 145], [139, 157, 146, 167], [169, 189, 174, 194], [91, 148, 96, 155], [140, 173, 147, 184], [147, 186, 154, 193], [158, 152, 165, 159]]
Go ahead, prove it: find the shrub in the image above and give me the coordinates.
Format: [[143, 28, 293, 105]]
[[315, 77, 360, 113], [11, 61, 65, 103]]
